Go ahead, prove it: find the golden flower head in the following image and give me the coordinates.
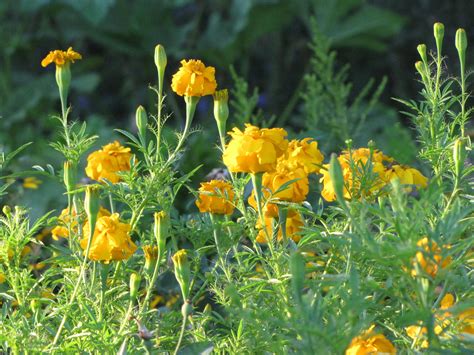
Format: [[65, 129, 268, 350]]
[[22, 177, 42, 189], [223, 124, 289, 173], [195, 179, 235, 215], [459, 307, 474, 335], [41, 47, 82, 67], [0, 272, 5, 284], [171, 59, 217, 97], [172, 249, 189, 268], [282, 138, 324, 174], [248, 166, 309, 218], [385, 165, 428, 189], [412, 237, 452, 278], [345, 325, 396, 355], [85, 141, 132, 183], [80, 213, 137, 262], [256, 209, 304, 244], [52, 206, 110, 240]]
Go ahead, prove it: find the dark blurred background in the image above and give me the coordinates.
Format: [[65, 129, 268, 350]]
[[1, 0, 473, 216]]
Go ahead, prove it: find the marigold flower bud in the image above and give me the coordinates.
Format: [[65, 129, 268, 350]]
[[154, 44, 167, 76], [63, 160, 76, 192], [135, 105, 148, 144], [455, 28, 467, 68], [154, 211, 169, 257], [172, 249, 191, 300], [213, 89, 229, 129], [181, 299, 193, 318], [434, 22, 445, 52], [129, 272, 141, 300], [329, 153, 345, 205], [417, 44, 428, 64], [84, 185, 101, 229], [2, 205, 11, 217], [143, 245, 159, 273], [453, 138, 465, 182]]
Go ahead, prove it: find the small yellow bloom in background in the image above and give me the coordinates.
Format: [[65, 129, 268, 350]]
[[22, 177, 42, 189], [0, 272, 5, 284], [282, 138, 324, 174], [248, 166, 309, 218], [41, 47, 82, 67], [80, 213, 137, 262], [256, 209, 304, 244], [195, 179, 235, 215], [85, 141, 132, 183], [345, 325, 396, 355], [459, 307, 474, 335], [171, 59, 217, 97], [52, 206, 110, 240], [411, 237, 452, 278], [223, 124, 289, 174]]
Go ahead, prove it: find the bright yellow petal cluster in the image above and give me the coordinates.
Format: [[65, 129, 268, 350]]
[[143, 245, 159, 263], [23, 177, 42, 189], [41, 47, 82, 67], [171, 59, 217, 97], [320, 147, 427, 202], [195, 179, 235, 215], [85, 141, 132, 183], [411, 237, 452, 278], [282, 138, 324, 174], [248, 166, 308, 217], [51, 206, 110, 240], [80, 213, 137, 262], [256, 210, 304, 243], [345, 325, 396, 355], [459, 307, 474, 335], [223, 124, 288, 173]]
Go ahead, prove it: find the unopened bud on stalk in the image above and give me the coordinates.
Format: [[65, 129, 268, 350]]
[[55, 64, 71, 105], [417, 44, 428, 64], [172, 249, 191, 300], [154, 45, 167, 73], [415, 61, 428, 85], [329, 153, 346, 206], [154, 211, 169, 257], [455, 28, 467, 67], [84, 185, 101, 232], [453, 138, 466, 181], [181, 299, 193, 318], [2, 205, 11, 218], [143, 245, 159, 274], [63, 161, 76, 192], [213, 90, 229, 126], [135, 106, 148, 144], [434, 22, 445, 53], [129, 272, 141, 300]]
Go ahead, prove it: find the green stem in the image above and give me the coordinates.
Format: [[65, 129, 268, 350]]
[[173, 316, 187, 355], [156, 74, 164, 162]]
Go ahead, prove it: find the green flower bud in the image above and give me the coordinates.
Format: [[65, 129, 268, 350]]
[[415, 61, 428, 85], [55, 63, 71, 107], [135, 105, 148, 144], [289, 252, 305, 303], [455, 28, 467, 68], [417, 44, 428, 64], [434, 22, 445, 53], [63, 161, 76, 192], [129, 272, 141, 300], [329, 153, 346, 205], [30, 299, 40, 313], [453, 138, 466, 181], [84, 185, 101, 233], [181, 299, 193, 318], [172, 249, 191, 300], [154, 44, 167, 75], [2, 205, 11, 218], [154, 211, 169, 258]]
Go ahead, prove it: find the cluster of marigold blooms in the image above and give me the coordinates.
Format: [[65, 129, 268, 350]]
[[34, 47, 473, 351]]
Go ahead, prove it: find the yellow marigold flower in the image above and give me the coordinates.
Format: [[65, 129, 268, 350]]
[[171, 59, 217, 97], [80, 213, 137, 262], [52, 206, 110, 240], [345, 325, 396, 355], [248, 166, 309, 218], [320, 148, 393, 202], [256, 210, 304, 243], [459, 307, 474, 335], [223, 124, 289, 173], [85, 141, 132, 183], [412, 237, 452, 278], [41, 47, 82, 67], [385, 165, 428, 189], [195, 179, 235, 215], [22, 177, 42, 189], [282, 138, 324, 174], [0, 272, 5, 284]]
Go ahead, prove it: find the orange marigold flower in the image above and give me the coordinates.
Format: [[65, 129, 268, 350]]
[[345, 325, 396, 355], [411, 237, 452, 278], [282, 138, 324, 174], [85, 141, 132, 183], [195, 180, 235, 215], [248, 166, 309, 217], [385, 165, 428, 189], [256, 209, 304, 244], [459, 307, 474, 335], [41, 47, 82, 67], [80, 213, 137, 262], [171, 59, 217, 97], [52, 206, 110, 240], [223, 124, 288, 173]]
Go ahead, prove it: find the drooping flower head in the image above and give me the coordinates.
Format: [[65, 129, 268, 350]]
[[171, 59, 217, 97], [85, 141, 132, 183], [412, 237, 452, 278], [345, 325, 396, 355], [41, 47, 82, 68], [282, 138, 324, 174], [223, 124, 288, 174], [256, 209, 304, 244], [80, 213, 136, 262], [195, 180, 235, 215]]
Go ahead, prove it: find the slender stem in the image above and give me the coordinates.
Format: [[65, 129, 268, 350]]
[[173, 316, 187, 355], [156, 73, 164, 162], [109, 192, 115, 214], [139, 250, 163, 318], [251, 173, 275, 257]]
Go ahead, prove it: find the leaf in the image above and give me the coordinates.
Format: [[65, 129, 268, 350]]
[[178, 342, 213, 355]]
